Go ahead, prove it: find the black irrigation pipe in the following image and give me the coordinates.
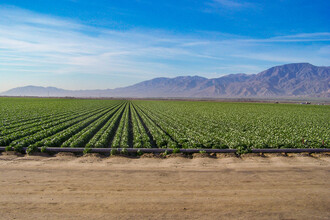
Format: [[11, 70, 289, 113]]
[[0, 147, 329, 154]]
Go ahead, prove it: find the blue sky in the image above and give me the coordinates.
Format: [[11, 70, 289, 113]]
[[0, 0, 329, 91]]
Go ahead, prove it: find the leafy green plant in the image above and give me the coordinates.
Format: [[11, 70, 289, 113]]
[[40, 146, 47, 153], [83, 147, 92, 154], [121, 148, 128, 155], [5, 146, 12, 151], [235, 145, 252, 155], [26, 145, 38, 154], [13, 145, 24, 153], [110, 148, 118, 156]]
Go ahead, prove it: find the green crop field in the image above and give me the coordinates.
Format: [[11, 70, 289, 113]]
[[0, 97, 329, 153]]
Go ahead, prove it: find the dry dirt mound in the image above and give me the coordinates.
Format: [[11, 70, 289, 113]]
[[1, 151, 24, 157], [55, 152, 77, 157], [192, 153, 215, 158]]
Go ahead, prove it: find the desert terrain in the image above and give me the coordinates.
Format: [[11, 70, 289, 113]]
[[0, 152, 329, 220]]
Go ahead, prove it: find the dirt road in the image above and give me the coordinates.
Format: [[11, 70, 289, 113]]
[[0, 152, 329, 220]]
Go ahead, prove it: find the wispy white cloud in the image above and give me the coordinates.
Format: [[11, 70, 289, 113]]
[[240, 33, 330, 43], [0, 6, 329, 92], [205, 0, 256, 11], [0, 6, 83, 30], [210, 0, 252, 8], [318, 45, 330, 55]]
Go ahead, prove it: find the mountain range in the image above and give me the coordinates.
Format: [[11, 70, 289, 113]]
[[1, 63, 329, 98]]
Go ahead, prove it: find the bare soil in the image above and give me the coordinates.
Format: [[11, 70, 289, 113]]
[[0, 153, 329, 220]]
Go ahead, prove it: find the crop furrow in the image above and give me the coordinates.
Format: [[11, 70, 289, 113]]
[[86, 104, 126, 148], [134, 104, 178, 145]]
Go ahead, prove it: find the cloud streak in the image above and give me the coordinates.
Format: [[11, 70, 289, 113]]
[[210, 0, 254, 9]]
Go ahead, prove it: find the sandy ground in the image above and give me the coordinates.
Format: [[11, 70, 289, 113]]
[[0, 152, 329, 220]]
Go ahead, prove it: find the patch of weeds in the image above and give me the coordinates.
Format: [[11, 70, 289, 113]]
[[172, 148, 181, 154], [137, 149, 143, 156]]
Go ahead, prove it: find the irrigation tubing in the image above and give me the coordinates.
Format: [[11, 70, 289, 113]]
[[0, 147, 329, 154]]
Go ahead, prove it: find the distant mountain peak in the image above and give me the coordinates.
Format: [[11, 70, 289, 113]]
[[282, 62, 312, 66], [1, 63, 329, 98]]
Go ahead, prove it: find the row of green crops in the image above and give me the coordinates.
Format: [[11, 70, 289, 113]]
[[0, 97, 329, 152], [134, 100, 329, 149]]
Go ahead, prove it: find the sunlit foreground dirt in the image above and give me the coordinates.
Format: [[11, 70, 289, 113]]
[[0, 152, 329, 220]]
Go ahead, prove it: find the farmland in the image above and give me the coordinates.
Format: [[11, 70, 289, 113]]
[[0, 97, 329, 152]]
